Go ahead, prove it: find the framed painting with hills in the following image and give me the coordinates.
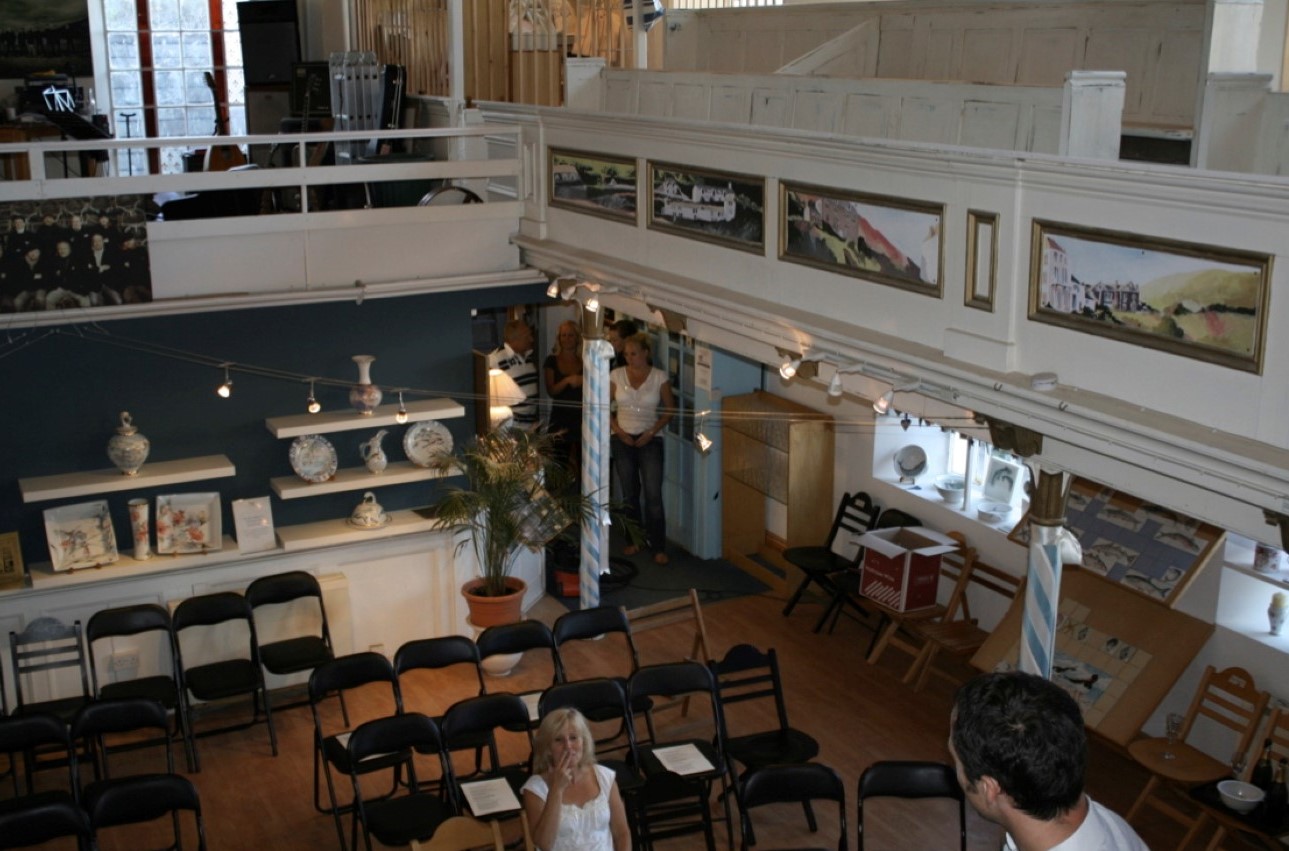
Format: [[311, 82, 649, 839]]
[[1028, 220, 1271, 373]]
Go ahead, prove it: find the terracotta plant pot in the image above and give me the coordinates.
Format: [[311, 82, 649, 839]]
[[461, 577, 526, 628]]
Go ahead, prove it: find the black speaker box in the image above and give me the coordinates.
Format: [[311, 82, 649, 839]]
[[238, 0, 300, 86]]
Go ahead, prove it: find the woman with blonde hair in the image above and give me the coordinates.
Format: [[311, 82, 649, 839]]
[[544, 319, 584, 471], [521, 708, 631, 850]]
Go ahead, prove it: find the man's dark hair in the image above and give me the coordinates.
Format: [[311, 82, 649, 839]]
[[610, 318, 638, 338], [952, 671, 1086, 820]]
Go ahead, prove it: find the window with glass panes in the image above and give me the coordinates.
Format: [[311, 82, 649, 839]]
[[103, 0, 245, 175]]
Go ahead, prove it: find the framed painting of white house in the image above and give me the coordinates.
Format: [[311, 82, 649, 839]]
[[647, 162, 765, 253], [1028, 220, 1272, 373]]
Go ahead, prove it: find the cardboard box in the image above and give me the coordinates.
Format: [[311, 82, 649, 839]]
[[858, 526, 959, 611]]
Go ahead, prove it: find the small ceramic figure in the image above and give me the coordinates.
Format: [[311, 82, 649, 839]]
[[360, 429, 389, 474], [349, 492, 389, 529], [1270, 592, 1287, 636]]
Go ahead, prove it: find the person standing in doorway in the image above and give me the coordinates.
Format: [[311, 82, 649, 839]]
[[610, 333, 675, 565], [545, 319, 584, 472], [490, 318, 539, 431]]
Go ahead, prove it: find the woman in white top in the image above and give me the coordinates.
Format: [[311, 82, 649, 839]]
[[521, 708, 631, 851], [610, 333, 676, 565]]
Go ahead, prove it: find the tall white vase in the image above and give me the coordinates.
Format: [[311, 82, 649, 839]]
[[349, 354, 383, 415]]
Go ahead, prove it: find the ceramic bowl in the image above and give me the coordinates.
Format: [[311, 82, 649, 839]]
[[933, 474, 966, 502], [894, 445, 928, 480], [977, 501, 1013, 523], [1217, 779, 1265, 814]]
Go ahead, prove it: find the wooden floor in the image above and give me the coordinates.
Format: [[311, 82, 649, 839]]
[[11, 587, 1257, 849]]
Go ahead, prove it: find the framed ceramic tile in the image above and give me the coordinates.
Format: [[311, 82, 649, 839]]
[[44, 500, 118, 571]]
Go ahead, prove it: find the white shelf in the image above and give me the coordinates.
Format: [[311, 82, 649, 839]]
[[27, 535, 246, 590], [275, 508, 448, 551], [270, 461, 454, 499], [19, 455, 236, 503], [265, 398, 465, 438]]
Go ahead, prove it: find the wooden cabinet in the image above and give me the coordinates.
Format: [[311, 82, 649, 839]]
[[721, 391, 833, 588]]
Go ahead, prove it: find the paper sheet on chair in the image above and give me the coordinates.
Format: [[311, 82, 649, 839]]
[[461, 777, 521, 816], [652, 744, 714, 775], [521, 691, 541, 723], [332, 731, 394, 763]]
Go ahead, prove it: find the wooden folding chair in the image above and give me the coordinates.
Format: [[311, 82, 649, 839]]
[[1185, 705, 1289, 850], [901, 558, 1024, 692], [864, 532, 974, 670], [625, 589, 712, 735], [1124, 666, 1270, 843]]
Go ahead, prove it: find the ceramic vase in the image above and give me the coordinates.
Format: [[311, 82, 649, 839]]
[[1254, 543, 1283, 574], [349, 355, 383, 415], [1270, 601, 1286, 636], [360, 429, 389, 474], [107, 411, 150, 476], [127, 498, 151, 560]]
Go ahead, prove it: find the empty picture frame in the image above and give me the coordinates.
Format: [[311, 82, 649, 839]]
[[966, 210, 998, 311]]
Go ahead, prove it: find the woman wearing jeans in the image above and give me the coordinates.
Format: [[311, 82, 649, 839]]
[[610, 333, 676, 565]]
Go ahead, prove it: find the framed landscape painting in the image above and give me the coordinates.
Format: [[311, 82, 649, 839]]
[[779, 182, 943, 296], [548, 148, 638, 223], [647, 162, 765, 253], [1029, 220, 1272, 373]]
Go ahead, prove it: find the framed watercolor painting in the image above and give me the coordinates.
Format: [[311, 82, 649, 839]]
[[1029, 220, 1272, 373], [548, 148, 638, 223], [1007, 476, 1223, 607], [647, 162, 765, 253], [779, 182, 944, 296]]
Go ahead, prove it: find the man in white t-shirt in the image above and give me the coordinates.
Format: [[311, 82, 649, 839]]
[[950, 671, 1149, 851], [489, 319, 538, 431]]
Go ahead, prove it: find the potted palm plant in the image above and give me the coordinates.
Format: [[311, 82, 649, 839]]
[[428, 428, 608, 627]]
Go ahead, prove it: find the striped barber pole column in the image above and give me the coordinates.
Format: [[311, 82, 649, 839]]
[[1020, 466, 1081, 678], [579, 336, 614, 610]]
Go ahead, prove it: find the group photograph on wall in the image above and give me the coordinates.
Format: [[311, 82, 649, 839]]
[[1, 195, 153, 313], [1029, 220, 1271, 373]]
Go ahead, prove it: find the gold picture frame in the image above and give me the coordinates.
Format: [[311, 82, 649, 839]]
[[548, 148, 638, 224], [0, 530, 26, 589], [647, 161, 765, 253], [965, 210, 998, 311], [1029, 219, 1272, 373]]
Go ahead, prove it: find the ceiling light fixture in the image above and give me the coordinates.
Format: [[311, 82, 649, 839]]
[[306, 379, 321, 414], [546, 280, 561, 299], [873, 380, 920, 415], [395, 390, 409, 424], [694, 409, 713, 455], [216, 364, 233, 398]]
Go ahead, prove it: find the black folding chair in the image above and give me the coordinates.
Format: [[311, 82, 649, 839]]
[[394, 636, 487, 783], [83, 773, 208, 851], [781, 492, 879, 619], [0, 712, 86, 850], [440, 692, 534, 815], [818, 507, 923, 639], [739, 762, 847, 850], [172, 592, 278, 760], [856, 760, 966, 851], [552, 605, 653, 749], [85, 603, 196, 772], [246, 570, 343, 722], [345, 712, 454, 851]]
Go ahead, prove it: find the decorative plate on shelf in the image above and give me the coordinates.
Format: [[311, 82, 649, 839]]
[[156, 493, 223, 554], [44, 500, 118, 572], [404, 421, 453, 468], [893, 444, 928, 481], [289, 434, 338, 483]]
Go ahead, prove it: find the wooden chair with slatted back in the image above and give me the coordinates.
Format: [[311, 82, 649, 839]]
[[410, 814, 505, 850], [1184, 704, 1289, 851], [1123, 666, 1270, 841], [624, 589, 712, 741], [901, 558, 1024, 692], [864, 531, 974, 669]]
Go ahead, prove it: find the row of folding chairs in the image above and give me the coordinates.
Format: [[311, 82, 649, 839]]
[[739, 758, 967, 851], [0, 698, 207, 850], [2, 570, 340, 774]]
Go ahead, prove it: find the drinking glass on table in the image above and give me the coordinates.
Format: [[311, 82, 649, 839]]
[[1163, 712, 1184, 760], [1231, 749, 1248, 779]]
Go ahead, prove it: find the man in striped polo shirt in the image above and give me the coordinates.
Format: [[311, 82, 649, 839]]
[[490, 319, 539, 431]]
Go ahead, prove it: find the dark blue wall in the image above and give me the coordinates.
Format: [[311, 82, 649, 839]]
[[1, 285, 545, 568]]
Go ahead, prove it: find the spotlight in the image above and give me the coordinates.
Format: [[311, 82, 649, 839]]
[[828, 373, 844, 397], [779, 354, 799, 380], [900, 413, 912, 431], [872, 380, 919, 415], [216, 364, 233, 398], [395, 390, 408, 424], [306, 379, 321, 414], [586, 294, 601, 313], [546, 281, 560, 299], [560, 284, 578, 301], [694, 409, 712, 455]]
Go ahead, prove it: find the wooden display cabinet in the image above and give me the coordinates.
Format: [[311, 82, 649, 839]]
[[721, 391, 834, 591]]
